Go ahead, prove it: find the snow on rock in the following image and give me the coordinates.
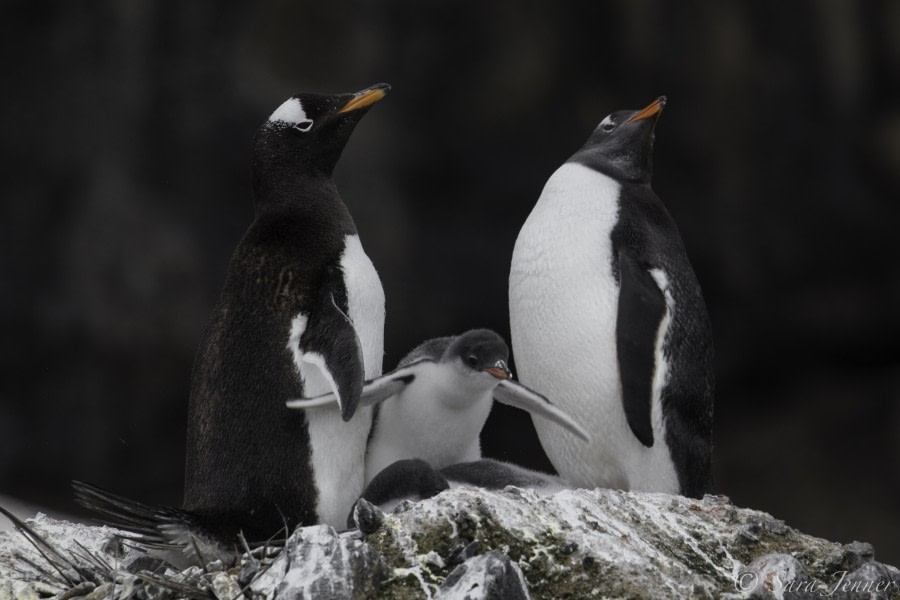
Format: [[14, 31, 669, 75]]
[[435, 551, 532, 600], [1, 488, 899, 599], [248, 524, 386, 599], [0, 512, 121, 579], [0, 512, 126, 600], [0, 495, 76, 533], [363, 486, 900, 599]]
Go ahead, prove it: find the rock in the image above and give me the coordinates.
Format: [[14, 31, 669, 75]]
[[447, 540, 482, 567], [738, 553, 818, 599], [436, 551, 532, 600], [210, 572, 242, 600], [248, 524, 388, 599], [832, 562, 900, 600], [351, 498, 385, 536], [823, 541, 877, 573], [2, 489, 899, 599]]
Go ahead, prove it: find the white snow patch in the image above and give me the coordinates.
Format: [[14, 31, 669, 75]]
[[250, 524, 370, 599], [0, 495, 77, 533], [0, 513, 125, 585], [382, 487, 750, 598]]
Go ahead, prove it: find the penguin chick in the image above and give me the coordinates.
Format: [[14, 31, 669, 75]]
[[287, 329, 589, 484], [509, 97, 715, 497]]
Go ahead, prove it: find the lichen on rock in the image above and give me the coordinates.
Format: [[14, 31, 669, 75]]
[[2, 488, 898, 599]]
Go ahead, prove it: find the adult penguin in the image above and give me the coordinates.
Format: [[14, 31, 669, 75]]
[[509, 97, 714, 498], [184, 84, 390, 536]]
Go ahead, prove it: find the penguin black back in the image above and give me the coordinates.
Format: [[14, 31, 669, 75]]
[[573, 98, 715, 496], [611, 183, 714, 496], [579, 97, 714, 496], [185, 85, 389, 539]]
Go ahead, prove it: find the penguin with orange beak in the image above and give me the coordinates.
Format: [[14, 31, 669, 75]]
[[184, 84, 392, 534], [509, 97, 715, 498]]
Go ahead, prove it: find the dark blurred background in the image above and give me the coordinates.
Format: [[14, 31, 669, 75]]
[[2, 0, 899, 564]]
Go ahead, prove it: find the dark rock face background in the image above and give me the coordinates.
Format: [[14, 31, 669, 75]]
[[2, 1, 898, 564]]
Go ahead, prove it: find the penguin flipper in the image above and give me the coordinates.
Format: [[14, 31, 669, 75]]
[[493, 380, 590, 441], [616, 251, 667, 447], [298, 292, 366, 421], [287, 362, 421, 410]]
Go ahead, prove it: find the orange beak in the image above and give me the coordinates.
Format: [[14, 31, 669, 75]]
[[624, 96, 667, 124], [482, 360, 512, 380], [337, 83, 390, 114]]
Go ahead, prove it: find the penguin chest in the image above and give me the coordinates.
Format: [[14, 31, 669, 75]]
[[510, 163, 652, 488], [339, 234, 386, 379], [510, 162, 622, 391], [365, 364, 489, 483], [295, 234, 386, 528]]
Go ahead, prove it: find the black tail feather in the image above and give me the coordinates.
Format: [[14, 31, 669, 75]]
[[72, 480, 188, 545], [71, 480, 245, 566]]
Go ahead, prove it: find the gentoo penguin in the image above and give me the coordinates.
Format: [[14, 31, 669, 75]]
[[508, 97, 714, 498], [183, 83, 390, 536], [286, 329, 589, 484], [349, 458, 568, 526]]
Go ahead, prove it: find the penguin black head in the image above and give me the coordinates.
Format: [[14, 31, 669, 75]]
[[442, 329, 512, 380], [251, 83, 390, 194], [573, 96, 666, 184]]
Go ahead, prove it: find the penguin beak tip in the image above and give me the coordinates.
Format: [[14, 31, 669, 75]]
[[337, 83, 391, 114], [482, 365, 512, 380], [624, 96, 667, 124]]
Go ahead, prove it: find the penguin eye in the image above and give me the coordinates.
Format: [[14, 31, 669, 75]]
[[465, 355, 479, 368], [601, 122, 615, 132], [293, 120, 314, 133]]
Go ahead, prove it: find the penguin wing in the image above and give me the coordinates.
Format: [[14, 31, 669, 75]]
[[493, 380, 590, 441], [616, 251, 668, 447], [296, 292, 367, 421], [286, 360, 425, 410]]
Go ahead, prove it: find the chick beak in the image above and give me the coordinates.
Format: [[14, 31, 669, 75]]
[[482, 360, 512, 380]]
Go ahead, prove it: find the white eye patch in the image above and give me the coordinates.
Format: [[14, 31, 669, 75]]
[[599, 115, 615, 130], [268, 98, 314, 132]]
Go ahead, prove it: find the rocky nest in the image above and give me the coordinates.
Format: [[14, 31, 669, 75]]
[[1, 488, 898, 599]]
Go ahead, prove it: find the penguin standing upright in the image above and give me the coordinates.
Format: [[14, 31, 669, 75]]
[[184, 84, 390, 535], [509, 97, 714, 498]]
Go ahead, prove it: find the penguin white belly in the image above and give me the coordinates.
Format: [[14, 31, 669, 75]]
[[509, 163, 678, 492], [300, 234, 384, 528], [364, 363, 491, 483]]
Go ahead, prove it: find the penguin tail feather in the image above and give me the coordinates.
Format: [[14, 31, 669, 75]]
[[72, 480, 239, 567], [73, 481, 191, 546]]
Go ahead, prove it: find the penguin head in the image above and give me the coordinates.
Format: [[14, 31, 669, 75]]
[[442, 329, 512, 389], [251, 83, 390, 184], [574, 96, 666, 184]]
